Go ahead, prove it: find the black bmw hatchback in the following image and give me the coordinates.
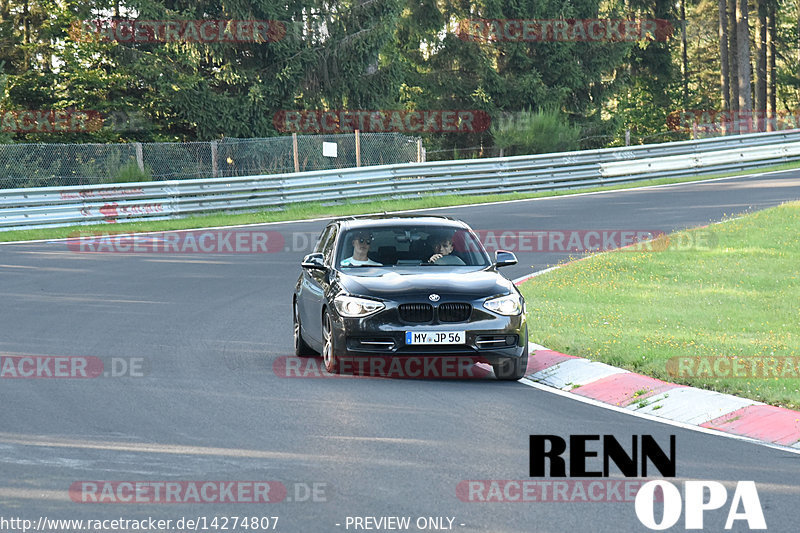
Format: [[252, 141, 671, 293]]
[[292, 215, 528, 380]]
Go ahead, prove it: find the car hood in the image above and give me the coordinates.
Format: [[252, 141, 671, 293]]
[[338, 268, 515, 300]]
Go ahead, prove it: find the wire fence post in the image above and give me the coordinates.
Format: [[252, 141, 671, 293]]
[[292, 133, 299, 172], [135, 142, 144, 172], [210, 140, 219, 178], [355, 129, 361, 167]]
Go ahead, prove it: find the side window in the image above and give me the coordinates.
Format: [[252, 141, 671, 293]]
[[314, 225, 334, 253], [323, 227, 338, 264]]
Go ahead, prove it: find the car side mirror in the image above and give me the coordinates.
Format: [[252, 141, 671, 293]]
[[494, 250, 518, 268], [301, 252, 327, 271]]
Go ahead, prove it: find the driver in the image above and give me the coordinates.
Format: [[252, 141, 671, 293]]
[[341, 231, 382, 266], [428, 233, 466, 265]]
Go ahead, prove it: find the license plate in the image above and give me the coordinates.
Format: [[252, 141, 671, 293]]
[[405, 331, 465, 345]]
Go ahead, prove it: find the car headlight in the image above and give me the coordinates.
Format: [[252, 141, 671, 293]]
[[334, 294, 385, 318], [483, 293, 522, 316]]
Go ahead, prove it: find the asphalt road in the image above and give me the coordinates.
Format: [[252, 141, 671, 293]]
[[1, 171, 800, 533]]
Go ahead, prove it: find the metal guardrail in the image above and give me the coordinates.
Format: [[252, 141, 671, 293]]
[[2, 130, 800, 231]]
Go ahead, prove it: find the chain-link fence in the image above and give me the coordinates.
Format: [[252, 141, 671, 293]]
[[0, 132, 422, 189]]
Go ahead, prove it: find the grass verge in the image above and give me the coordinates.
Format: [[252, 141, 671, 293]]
[[3, 160, 800, 243], [518, 201, 800, 410]]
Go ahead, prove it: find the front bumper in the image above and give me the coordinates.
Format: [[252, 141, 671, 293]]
[[329, 302, 527, 365]]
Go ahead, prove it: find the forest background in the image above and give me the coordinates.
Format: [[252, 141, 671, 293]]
[[1, 0, 798, 158]]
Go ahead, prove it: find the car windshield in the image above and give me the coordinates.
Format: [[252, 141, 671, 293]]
[[336, 226, 491, 269]]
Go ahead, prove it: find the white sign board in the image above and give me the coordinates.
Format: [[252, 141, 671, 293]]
[[322, 142, 338, 158]]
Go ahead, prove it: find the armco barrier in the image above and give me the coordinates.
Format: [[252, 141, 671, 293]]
[[2, 130, 800, 231]]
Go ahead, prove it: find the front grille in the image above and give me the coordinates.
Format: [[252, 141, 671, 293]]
[[398, 303, 434, 322], [438, 303, 472, 322]]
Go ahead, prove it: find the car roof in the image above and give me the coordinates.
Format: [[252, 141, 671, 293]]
[[333, 214, 470, 231]]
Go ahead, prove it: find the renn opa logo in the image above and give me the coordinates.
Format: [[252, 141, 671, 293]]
[[530, 435, 766, 530]]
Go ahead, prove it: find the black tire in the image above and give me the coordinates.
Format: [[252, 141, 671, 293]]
[[293, 301, 316, 357], [493, 343, 528, 381], [321, 309, 341, 374]]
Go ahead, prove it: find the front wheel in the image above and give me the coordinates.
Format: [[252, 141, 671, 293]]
[[493, 344, 528, 381], [294, 301, 316, 357], [321, 310, 341, 374]]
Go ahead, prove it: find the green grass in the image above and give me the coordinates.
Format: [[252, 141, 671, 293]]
[[518, 201, 800, 409], [2, 160, 800, 243]]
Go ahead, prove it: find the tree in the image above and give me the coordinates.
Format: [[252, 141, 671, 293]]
[[4, 0, 800, 151], [756, 0, 768, 130], [728, 0, 739, 129], [680, 0, 689, 106], [718, 0, 730, 124], [766, 1, 776, 127], [736, 0, 752, 130]]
